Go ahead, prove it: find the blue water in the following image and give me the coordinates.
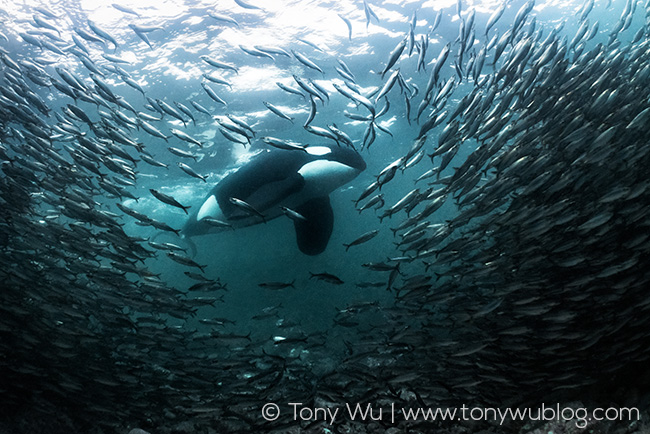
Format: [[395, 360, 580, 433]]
[[1, 0, 646, 430]]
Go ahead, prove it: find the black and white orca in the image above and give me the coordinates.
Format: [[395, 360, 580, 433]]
[[181, 145, 366, 255]]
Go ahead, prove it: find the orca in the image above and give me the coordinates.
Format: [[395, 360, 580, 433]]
[[181, 145, 366, 255]]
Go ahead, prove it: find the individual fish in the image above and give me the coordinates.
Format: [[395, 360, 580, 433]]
[[240, 45, 274, 60], [376, 157, 404, 189], [357, 193, 384, 213], [276, 82, 305, 98], [116, 203, 152, 223], [380, 37, 407, 78], [167, 251, 206, 272], [280, 206, 307, 222], [191, 100, 212, 116], [355, 181, 380, 205], [297, 38, 327, 53], [234, 0, 263, 10], [343, 230, 379, 251], [425, 43, 450, 98], [34, 6, 59, 18], [293, 75, 324, 103], [174, 102, 196, 125], [112, 3, 140, 16], [170, 129, 203, 147], [200, 56, 239, 74], [584, 21, 599, 41], [88, 20, 119, 50], [219, 128, 249, 146], [304, 95, 317, 127], [255, 45, 291, 57], [485, 2, 506, 36], [229, 197, 266, 222], [512, 0, 535, 34], [416, 35, 428, 72], [32, 15, 60, 34], [201, 83, 228, 106], [139, 120, 169, 141], [128, 24, 160, 48], [579, 0, 594, 22], [216, 117, 254, 141], [120, 75, 145, 96], [149, 218, 181, 236], [308, 79, 329, 102], [362, 0, 380, 27], [128, 24, 165, 33], [156, 98, 188, 124], [309, 272, 344, 285], [149, 189, 191, 214], [259, 281, 295, 290], [569, 19, 590, 51], [201, 217, 234, 230], [375, 69, 401, 103], [215, 118, 252, 143], [177, 162, 207, 182], [304, 125, 339, 142], [261, 137, 307, 152], [74, 26, 105, 45], [338, 14, 353, 40], [227, 115, 255, 135], [332, 83, 375, 117], [336, 66, 356, 82], [202, 73, 232, 88], [327, 124, 355, 148], [208, 12, 239, 28], [263, 101, 294, 123], [291, 50, 324, 74], [140, 153, 169, 169], [431, 10, 442, 33]]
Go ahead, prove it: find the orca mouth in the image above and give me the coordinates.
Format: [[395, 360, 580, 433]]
[[321, 146, 366, 172], [340, 148, 367, 172]]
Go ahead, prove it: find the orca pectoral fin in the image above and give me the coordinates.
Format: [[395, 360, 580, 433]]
[[293, 196, 333, 256]]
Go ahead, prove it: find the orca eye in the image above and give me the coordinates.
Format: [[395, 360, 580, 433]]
[[305, 146, 331, 156]]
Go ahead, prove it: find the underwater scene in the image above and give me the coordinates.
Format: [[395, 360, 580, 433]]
[[1, 0, 650, 432]]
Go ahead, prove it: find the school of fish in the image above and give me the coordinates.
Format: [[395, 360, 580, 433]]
[[1, 0, 650, 432]]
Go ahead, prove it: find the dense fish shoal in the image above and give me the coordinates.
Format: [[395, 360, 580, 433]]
[[2, 0, 650, 432]]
